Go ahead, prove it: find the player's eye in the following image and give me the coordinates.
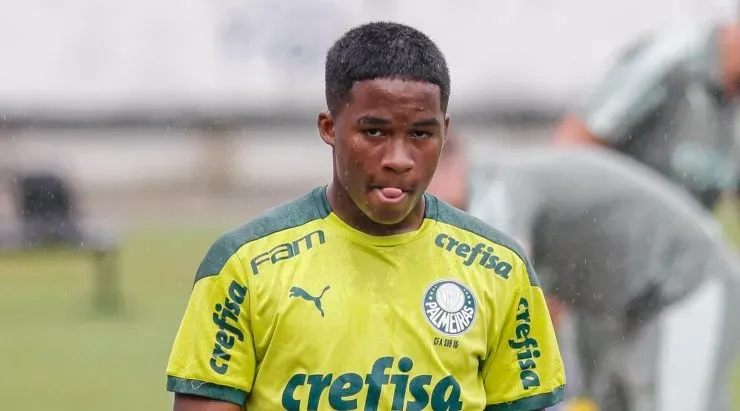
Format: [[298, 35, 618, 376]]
[[364, 129, 384, 138], [411, 131, 434, 139]]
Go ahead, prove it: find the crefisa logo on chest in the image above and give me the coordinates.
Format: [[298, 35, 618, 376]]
[[422, 279, 477, 336]]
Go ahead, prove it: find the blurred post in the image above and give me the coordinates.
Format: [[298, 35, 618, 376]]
[[93, 249, 121, 316], [0, 132, 18, 220], [0, 131, 18, 180], [200, 125, 236, 194]]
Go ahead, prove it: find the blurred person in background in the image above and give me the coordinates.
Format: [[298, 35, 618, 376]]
[[427, 133, 740, 411], [166, 22, 565, 411], [552, 18, 740, 211]]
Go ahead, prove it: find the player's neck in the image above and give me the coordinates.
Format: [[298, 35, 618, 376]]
[[325, 181, 426, 237], [718, 23, 740, 97]]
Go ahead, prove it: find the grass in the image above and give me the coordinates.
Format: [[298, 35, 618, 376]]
[[0, 225, 226, 411], [1, 206, 740, 410]]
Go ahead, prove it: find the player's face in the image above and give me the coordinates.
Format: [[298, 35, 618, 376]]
[[319, 78, 449, 230]]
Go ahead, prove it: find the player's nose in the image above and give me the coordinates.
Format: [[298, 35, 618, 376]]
[[381, 137, 414, 173]]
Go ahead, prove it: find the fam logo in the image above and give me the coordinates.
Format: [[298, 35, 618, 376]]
[[250, 230, 326, 275], [422, 279, 477, 337]]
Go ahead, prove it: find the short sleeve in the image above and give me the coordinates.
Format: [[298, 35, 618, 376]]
[[578, 35, 677, 143], [166, 244, 255, 406], [482, 261, 566, 410]]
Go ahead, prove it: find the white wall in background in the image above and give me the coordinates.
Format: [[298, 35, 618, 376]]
[[0, 0, 734, 111]]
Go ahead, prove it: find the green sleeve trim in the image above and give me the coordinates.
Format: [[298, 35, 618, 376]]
[[430, 194, 541, 287], [194, 187, 328, 283], [485, 385, 566, 411], [166, 376, 248, 405]]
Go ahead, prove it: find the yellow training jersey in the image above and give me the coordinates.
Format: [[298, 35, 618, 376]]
[[166, 187, 565, 410]]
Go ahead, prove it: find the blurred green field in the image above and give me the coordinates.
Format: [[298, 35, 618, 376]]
[[0, 224, 227, 411], [2, 203, 740, 411]]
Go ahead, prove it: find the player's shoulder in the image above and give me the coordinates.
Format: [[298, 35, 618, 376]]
[[428, 194, 540, 287], [194, 187, 329, 282]]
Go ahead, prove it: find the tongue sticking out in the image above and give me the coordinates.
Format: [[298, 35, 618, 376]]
[[380, 187, 403, 198]]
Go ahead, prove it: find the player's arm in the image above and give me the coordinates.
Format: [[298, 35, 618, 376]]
[[166, 235, 256, 410], [552, 35, 670, 147], [174, 394, 242, 411], [552, 114, 606, 146], [481, 256, 566, 410]]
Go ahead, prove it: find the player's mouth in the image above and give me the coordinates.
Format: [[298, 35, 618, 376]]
[[371, 186, 410, 205]]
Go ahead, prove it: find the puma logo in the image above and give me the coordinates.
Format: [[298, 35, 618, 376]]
[[289, 285, 330, 317]]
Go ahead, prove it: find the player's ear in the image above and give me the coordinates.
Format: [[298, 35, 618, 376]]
[[442, 114, 451, 147], [318, 111, 336, 147]]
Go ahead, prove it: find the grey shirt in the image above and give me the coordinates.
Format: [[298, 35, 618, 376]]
[[579, 23, 737, 208], [469, 148, 727, 318]]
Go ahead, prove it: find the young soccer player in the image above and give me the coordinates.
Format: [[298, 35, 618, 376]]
[[165, 22, 566, 410], [428, 137, 740, 411], [552, 20, 740, 210]]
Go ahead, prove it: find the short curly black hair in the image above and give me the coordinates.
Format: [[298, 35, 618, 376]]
[[324, 21, 450, 116]]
